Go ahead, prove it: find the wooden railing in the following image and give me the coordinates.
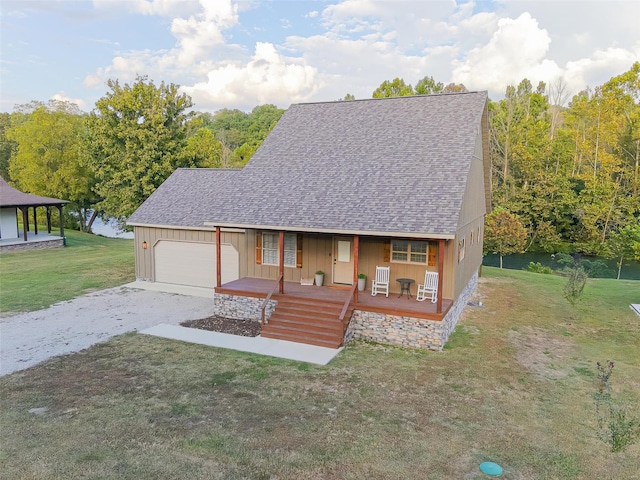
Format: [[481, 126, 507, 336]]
[[261, 274, 283, 325], [339, 282, 358, 322]]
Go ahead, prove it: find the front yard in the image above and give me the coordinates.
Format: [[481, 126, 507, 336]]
[[1, 268, 639, 478]]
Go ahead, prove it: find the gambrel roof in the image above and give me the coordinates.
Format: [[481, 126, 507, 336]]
[[129, 92, 489, 238]]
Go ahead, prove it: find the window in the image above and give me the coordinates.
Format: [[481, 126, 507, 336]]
[[261, 232, 297, 267], [458, 237, 466, 263], [391, 240, 429, 264]]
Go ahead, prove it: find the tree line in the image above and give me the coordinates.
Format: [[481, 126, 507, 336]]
[[0, 66, 638, 266], [0, 76, 284, 231]]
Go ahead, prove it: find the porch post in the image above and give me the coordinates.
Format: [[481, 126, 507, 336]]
[[20, 207, 28, 241], [33, 207, 38, 235], [278, 231, 284, 294], [353, 235, 359, 303], [216, 226, 222, 288], [46, 207, 52, 233], [437, 238, 445, 314], [57, 205, 65, 245]]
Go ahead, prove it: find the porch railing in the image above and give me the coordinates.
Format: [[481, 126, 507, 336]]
[[338, 282, 358, 322], [261, 274, 283, 325]]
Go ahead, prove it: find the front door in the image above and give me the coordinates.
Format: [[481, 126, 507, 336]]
[[332, 236, 354, 285]]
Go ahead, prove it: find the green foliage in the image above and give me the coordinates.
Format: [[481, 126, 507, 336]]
[[563, 266, 587, 306], [372, 78, 414, 98], [6, 100, 100, 231], [483, 207, 528, 267], [88, 76, 194, 219], [594, 360, 640, 453], [415, 76, 443, 95], [0, 112, 17, 180], [526, 262, 553, 274]]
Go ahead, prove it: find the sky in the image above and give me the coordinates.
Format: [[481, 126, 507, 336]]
[[1, 0, 639, 113]]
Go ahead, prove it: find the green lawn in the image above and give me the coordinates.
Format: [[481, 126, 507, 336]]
[[0, 229, 134, 314], [1, 266, 638, 478]]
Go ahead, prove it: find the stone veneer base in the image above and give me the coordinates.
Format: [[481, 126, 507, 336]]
[[214, 293, 276, 323], [213, 270, 479, 351], [0, 238, 65, 253], [345, 270, 479, 351]]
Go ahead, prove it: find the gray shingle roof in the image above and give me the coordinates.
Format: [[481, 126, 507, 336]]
[[128, 92, 488, 237], [0, 176, 69, 208]]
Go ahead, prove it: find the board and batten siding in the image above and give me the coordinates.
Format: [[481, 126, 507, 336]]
[[245, 230, 454, 298], [133, 226, 247, 283]]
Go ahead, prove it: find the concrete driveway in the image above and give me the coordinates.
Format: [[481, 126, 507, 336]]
[[0, 284, 214, 376]]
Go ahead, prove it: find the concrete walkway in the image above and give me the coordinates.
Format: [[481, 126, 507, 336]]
[[1, 282, 342, 376], [141, 324, 343, 365]]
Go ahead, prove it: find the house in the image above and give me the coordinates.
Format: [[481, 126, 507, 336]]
[[128, 92, 490, 350], [0, 176, 68, 252]]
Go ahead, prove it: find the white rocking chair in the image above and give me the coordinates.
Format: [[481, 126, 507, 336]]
[[371, 266, 390, 297], [416, 271, 438, 303]]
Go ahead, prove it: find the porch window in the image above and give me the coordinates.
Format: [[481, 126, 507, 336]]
[[391, 240, 433, 265], [262, 232, 297, 267]]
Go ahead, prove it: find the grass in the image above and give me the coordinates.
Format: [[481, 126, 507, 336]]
[[1, 265, 639, 478], [0, 229, 134, 314]]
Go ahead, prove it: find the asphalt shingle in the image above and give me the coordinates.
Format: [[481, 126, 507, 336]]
[[128, 92, 488, 237]]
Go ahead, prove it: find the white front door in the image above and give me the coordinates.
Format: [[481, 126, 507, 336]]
[[332, 237, 354, 285]]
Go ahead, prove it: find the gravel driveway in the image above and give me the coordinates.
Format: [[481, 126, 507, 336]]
[[0, 286, 214, 376]]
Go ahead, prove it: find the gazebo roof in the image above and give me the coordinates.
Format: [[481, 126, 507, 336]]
[[0, 176, 69, 208]]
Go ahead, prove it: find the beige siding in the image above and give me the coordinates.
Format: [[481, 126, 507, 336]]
[[457, 156, 488, 229], [451, 218, 484, 299], [133, 226, 246, 282]]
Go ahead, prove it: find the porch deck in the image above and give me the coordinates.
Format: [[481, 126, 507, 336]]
[[217, 277, 452, 321]]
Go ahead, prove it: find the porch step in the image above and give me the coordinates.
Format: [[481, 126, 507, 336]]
[[261, 295, 353, 349]]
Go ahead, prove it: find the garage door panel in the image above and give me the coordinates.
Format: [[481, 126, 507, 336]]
[[154, 241, 239, 288]]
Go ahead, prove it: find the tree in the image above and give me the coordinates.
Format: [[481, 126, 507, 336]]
[[0, 112, 18, 180], [88, 76, 194, 220], [372, 78, 414, 98], [414, 76, 443, 95], [339, 93, 356, 101], [563, 266, 587, 306], [606, 225, 640, 279], [180, 127, 223, 168], [483, 208, 528, 268], [6, 100, 100, 232]]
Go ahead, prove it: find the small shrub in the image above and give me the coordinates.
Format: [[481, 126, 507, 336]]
[[563, 266, 587, 306], [594, 360, 640, 453], [527, 262, 553, 274]]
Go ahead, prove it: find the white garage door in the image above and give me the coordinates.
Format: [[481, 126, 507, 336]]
[[154, 241, 239, 288]]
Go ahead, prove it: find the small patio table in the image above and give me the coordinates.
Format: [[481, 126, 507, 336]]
[[396, 278, 415, 299]]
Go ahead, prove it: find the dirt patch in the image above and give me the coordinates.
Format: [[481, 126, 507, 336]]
[[509, 326, 575, 379], [180, 316, 261, 337]]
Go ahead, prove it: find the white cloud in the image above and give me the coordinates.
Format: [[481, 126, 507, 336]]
[[452, 13, 562, 94], [51, 91, 87, 110], [564, 45, 640, 95], [92, 0, 201, 18], [182, 42, 321, 109]]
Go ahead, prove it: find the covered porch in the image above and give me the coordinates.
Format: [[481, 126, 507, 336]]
[[216, 277, 452, 321]]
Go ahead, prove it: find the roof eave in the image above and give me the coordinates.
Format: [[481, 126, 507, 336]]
[[203, 222, 455, 239]]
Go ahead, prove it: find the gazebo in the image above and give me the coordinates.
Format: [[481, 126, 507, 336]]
[[0, 176, 69, 252]]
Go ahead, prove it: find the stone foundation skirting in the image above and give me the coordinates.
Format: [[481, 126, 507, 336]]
[[344, 270, 479, 351], [0, 238, 65, 253], [214, 293, 276, 323], [213, 271, 479, 350]]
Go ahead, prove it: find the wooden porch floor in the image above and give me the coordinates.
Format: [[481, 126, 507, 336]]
[[216, 277, 452, 321]]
